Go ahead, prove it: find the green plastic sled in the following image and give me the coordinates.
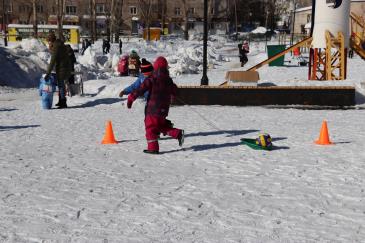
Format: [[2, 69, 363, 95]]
[[240, 138, 272, 151]]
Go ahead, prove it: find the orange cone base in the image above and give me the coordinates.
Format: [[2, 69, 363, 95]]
[[102, 139, 118, 144], [315, 140, 333, 145]]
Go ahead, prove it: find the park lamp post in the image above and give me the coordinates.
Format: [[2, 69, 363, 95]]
[[2, 0, 8, 46], [201, 0, 209, 86], [290, 0, 298, 47]]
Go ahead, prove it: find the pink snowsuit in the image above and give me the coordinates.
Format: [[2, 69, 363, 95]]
[[127, 57, 182, 152]]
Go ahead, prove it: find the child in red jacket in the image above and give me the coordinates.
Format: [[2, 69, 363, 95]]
[[127, 56, 184, 154]]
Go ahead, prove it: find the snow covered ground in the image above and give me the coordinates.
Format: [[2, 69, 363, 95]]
[[1, 37, 365, 242]]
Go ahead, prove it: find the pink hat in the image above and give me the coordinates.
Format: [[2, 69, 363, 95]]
[[153, 56, 168, 70]]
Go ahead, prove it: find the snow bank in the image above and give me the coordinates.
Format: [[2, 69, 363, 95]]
[[167, 43, 229, 77], [251, 26, 267, 34], [0, 39, 51, 88]]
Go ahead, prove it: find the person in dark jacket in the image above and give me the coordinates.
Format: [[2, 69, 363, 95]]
[[105, 39, 110, 54], [127, 56, 184, 154], [44, 32, 72, 108], [65, 44, 76, 85], [119, 38, 123, 54], [238, 40, 249, 67]]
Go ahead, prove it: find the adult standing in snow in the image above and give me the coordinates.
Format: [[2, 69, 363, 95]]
[[126, 56, 184, 154], [80, 38, 86, 55], [102, 39, 110, 54], [105, 39, 111, 54], [102, 39, 106, 54], [44, 32, 72, 109], [119, 38, 123, 55], [66, 44, 76, 85], [238, 40, 250, 67]]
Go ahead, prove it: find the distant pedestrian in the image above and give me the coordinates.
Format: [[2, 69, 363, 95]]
[[102, 39, 110, 54], [238, 40, 250, 67], [81, 38, 91, 55], [105, 39, 110, 54], [119, 38, 123, 54]]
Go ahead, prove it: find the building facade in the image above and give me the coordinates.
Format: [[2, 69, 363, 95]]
[[1, 0, 230, 36], [293, 0, 365, 34]]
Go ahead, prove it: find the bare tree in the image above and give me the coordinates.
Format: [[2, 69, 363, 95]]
[[114, 0, 124, 42], [107, 0, 123, 42], [138, 0, 153, 41], [160, 0, 167, 35], [32, 0, 38, 37], [56, 0, 65, 39], [180, 0, 189, 40], [90, 0, 96, 42]]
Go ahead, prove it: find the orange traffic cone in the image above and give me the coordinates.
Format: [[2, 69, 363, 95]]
[[315, 120, 333, 145], [101, 120, 118, 144]]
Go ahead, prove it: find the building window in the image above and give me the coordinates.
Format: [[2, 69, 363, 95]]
[[188, 8, 195, 15], [96, 4, 105, 14], [37, 5, 43, 13], [66, 6, 77, 15], [5, 4, 12, 13], [130, 6, 137, 15], [175, 7, 181, 16], [210, 7, 214, 14]]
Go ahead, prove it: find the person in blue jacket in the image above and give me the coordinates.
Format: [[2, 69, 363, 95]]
[[39, 74, 56, 109], [118, 58, 153, 99]]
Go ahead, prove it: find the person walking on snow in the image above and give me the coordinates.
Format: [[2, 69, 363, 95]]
[[238, 40, 250, 67], [126, 56, 184, 154], [44, 32, 72, 109], [119, 58, 153, 99]]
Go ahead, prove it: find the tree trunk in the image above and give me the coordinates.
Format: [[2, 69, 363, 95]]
[[91, 0, 96, 42], [110, 0, 115, 42], [184, 18, 189, 40], [161, 0, 166, 35], [32, 0, 38, 37], [2, 0, 8, 46], [57, 0, 63, 39]]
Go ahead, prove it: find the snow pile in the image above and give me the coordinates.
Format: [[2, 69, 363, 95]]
[[78, 48, 97, 67], [0, 38, 51, 87], [167, 44, 229, 77], [251, 26, 267, 34], [0, 47, 45, 88], [19, 38, 48, 53]]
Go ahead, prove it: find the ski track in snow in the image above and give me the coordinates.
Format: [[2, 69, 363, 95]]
[[1, 84, 365, 242]]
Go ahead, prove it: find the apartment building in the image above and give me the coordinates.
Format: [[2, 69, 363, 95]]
[[293, 0, 365, 34], [2, 0, 229, 36]]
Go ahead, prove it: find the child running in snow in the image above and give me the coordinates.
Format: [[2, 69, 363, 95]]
[[127, 56, 184, 154], [39, 74, 56, 109]]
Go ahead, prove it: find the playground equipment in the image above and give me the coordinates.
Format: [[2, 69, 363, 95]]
[[175, 0, 357, 106], [227, 0, 363, 82], [350, 12, 365, 60]]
